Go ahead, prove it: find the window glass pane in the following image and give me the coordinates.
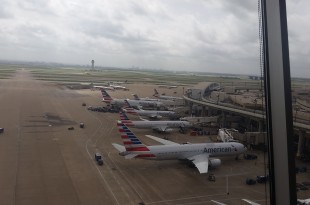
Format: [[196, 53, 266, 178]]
[[287, 0, 310, 203], [0, 1, 272, 204]]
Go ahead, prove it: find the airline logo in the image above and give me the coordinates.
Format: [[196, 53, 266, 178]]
[[117, 123, 155, 158], [119, 112, 134, 126], [203, 147, 233, 153], [123, 100, 133, 109], [100, 89, 113, 102]]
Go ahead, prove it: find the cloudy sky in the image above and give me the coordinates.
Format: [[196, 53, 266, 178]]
[[0, 0, 309, 77]]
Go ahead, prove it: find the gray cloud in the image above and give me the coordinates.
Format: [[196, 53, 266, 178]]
[[0, 0, 308, 77]]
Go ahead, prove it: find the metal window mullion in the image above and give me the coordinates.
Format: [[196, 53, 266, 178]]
[[262, 0, 296, 204]]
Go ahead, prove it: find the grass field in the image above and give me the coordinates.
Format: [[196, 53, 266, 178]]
[[0, 63, 309, 89]]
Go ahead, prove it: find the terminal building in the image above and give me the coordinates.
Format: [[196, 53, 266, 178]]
[[184, 81, 310, 158]]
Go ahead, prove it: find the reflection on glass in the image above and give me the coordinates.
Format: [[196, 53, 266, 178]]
[[4, 0, 306, 204], [287, 1, 310, 203]]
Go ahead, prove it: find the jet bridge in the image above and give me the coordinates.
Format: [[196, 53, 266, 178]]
[[217, 128, 238, 142]]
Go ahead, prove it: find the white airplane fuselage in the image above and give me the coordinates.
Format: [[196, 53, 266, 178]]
[[114, 122, 247, 174], [132, 142, 245, 160], [122, 120, 191, 131], [127, 109, 175, 118], [158, 95, 183, 101], [106, 99, 162, 108]]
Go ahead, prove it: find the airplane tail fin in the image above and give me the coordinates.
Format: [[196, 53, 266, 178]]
[[123, 100, 138, 115], [153, 88, 159, 97], [132, 94, 140, 100], [119, 111, 133, 123], [112, 143, 126, 153], [117, 122, 150, 152], [100, 89, 113, 102], [123, 100, 133, 108]]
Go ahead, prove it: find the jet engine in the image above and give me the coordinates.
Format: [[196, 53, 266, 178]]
[[209, 159, 221, 168]]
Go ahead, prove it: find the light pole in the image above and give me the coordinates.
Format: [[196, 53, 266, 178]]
[[294, 106, 300, 122], [253, 98, 258, 113]]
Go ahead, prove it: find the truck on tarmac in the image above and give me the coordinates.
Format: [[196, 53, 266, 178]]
[[95, 153, 104, 166]]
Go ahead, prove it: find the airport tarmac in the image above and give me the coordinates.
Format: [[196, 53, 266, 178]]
[[0, 69, 274, 204]]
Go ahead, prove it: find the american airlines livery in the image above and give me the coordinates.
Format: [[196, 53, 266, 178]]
[[119, 111, 190, 132], [100, 89, 162, 108], [93, 85, 115, 91], [132, 94, 160, 102], [123, 100, 175, 119], [112, 123, 247, 174], [153, 88, 183, 101]]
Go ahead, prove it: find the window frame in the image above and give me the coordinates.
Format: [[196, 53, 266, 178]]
[[262, 0, 297, 204]]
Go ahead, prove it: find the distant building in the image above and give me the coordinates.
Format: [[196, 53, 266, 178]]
[[186, 82, 220, 100], [249, 76, 262, 80], [91, 60, 95, 69]]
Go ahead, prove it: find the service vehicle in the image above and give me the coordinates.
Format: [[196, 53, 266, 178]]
[[208, 174, 216, 182], [246, 178, 256, 185], [95, 153, 104, 165]]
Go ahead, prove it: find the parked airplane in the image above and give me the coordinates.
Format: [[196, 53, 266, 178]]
[[93, 85, 115, 91], [153, 89, 183, 101], [132, 94, 160, 101], [158, 85, 178, 89], [119, 111, 190, 132], [100, 89, 162, 108], [109, 83, 129, 91], [112, 123, 247, 173], [123, 100, 175, 119], [132, 94, 178, 107], [180, 116, 218, 125]]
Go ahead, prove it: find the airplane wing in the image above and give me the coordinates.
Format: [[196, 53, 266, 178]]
[[187, 153, 210, 174], [145, 135, 179, 145]]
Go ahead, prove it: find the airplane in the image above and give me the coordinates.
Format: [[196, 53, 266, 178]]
[[123, 100, 175, 119], [180, 116, 218, 125], [100, 89, 162, 108], [109, 83, 129, 91], [119, 111, 190, 132], [93, 85, 115, 91], [153, 89, 183, 101], [132, 94, 177, 107], [112, 123, 247, 174], [158, 85, 178, 89], [132, 94, 160, 102]]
